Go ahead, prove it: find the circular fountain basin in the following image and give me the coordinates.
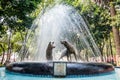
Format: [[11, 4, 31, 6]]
[[6, 62, 114, 77]]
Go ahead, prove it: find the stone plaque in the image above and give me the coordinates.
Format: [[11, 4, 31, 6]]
[[53, 62, 66, 77]]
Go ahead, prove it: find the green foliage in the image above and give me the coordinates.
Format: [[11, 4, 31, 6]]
[[72, 1, 112, 45], [0, 39, 7, 56], [0, 0, 42, 29], [0, 0, 43, 62], [109, 11, 120, 27], [11, 32, 23, 52], [0, 0, 42, 16]]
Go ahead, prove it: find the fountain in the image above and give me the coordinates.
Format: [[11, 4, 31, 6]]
[[6, 3, 114, 77]]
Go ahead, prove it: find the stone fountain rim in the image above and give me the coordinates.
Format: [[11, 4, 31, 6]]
[[5, 61, 114, 77]]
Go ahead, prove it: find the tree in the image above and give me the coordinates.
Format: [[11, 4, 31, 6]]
[[93, 0, 120, 66], [0, 0, 42, 64], [0, 44, 5, 65]]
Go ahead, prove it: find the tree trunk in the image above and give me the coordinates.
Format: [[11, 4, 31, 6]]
[[110, 5, 120, 66], [0, 44, 5, 64], [99, 41, 105, 62], [109, 35, 113, 57], [5, 31, 12, 65], [106, 42, 109, 62], [19, 29, 28, 61]]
